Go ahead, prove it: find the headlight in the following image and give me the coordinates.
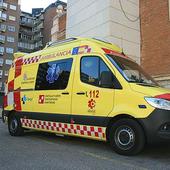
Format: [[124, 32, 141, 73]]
[[145, 97, 170, 110]]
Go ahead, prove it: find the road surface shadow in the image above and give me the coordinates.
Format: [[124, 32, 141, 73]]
[[24, 130, 170, 159]]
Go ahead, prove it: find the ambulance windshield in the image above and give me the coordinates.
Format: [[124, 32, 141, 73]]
[[107, 55, 159, 87]]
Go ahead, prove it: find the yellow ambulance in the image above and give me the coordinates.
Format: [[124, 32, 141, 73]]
[[2, 37, 170, 155]]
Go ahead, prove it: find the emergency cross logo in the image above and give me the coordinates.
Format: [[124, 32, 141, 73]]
[[46, 64, 62, 84], [39, 95, 45, 104]]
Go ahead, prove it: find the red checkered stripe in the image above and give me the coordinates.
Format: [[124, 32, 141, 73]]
[[23, 55, 41, 65], [21, 118, 106, 140]]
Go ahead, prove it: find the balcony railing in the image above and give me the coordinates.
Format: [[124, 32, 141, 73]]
[[20, 20, 34, 27], [20, 29, 34, 36], [19, 37, 35, 43], [0, 3, 7, 10], [33, 28, 41, 33]]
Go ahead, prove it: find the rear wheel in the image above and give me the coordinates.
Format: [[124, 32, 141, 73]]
[[8, 113, 24, 136], [109, 118, 145, 155]]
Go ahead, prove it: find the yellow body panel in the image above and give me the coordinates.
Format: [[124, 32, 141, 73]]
[[21, 65, 38, 90], [72, 53, 115, 117]]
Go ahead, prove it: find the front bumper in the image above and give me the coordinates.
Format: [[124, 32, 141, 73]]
[[139, 109, 170, 144]]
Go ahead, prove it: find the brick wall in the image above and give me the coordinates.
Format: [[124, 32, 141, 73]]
[[0, 0, 20, 93], [43, 7, 57, 46], [5, 0, 20, 53], [58, 13, 66, 40], [140, 0, 170, 77]]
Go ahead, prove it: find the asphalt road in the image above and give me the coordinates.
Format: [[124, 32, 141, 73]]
[[0, 120, 170, 170]]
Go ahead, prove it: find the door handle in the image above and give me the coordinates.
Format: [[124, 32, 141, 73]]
[[62, 92, 69, 95], [76, 92, 85, 95]]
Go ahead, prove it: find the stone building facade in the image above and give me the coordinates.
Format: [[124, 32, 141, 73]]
[[66, 0, 140, 63]]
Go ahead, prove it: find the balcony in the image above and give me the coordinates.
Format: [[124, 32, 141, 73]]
[[34, 19, 43, 27], [20, 29, 34, 36], [18, 47, 33, 53], [33, 28, 41, 33], [19, 37, 35, 43], [0, 51, 4, 55], [0, 15, 7, 22], [40, 15, 44, 21], [20, 20, 34, 27], [0, 39, 5, 44], [0, 27, 6, 32], [39, 24, 44, 29], [0, 3, 7, 11]]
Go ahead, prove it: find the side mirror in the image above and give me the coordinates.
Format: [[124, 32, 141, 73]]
[[100, 71, 114, 88]]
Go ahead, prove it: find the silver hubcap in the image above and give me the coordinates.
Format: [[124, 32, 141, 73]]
[[115, 126, 135, 150], [10, 118, 18, 132]]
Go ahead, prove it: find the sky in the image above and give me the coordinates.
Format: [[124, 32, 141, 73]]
[[21, 0, 67, 13]]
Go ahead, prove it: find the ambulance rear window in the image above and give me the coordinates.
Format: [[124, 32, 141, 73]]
[[35, 58, 73, 90]]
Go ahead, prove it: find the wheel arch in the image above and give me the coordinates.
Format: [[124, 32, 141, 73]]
[[8, 110, 15, 117], [106, 114, 147, 142]]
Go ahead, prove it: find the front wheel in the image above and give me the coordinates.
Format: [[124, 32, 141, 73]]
[[8, 113, 24, 136], [109, 118, 145, 155]]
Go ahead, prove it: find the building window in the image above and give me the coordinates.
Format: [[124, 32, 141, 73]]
[[5, 59, 12, 65], [8, 25, 15, 32], [0, 46, 4, 54], [7, 36, 14, 43], [35, 58, 73, 90], [0, 58, 4, 66], [9, 15, 16, 21], [4, 70, 8, 76], [6, 47, 13, 54], [0, 70, 3, 78], [10, 4, 17, 10], [0, 24, 6, 31], [0, 12, 7, 20], [0, 35, 5, 41]]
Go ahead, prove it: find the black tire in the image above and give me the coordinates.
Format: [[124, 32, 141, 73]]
[[109, 118, 145, 155], [8, 113, 24, 136]]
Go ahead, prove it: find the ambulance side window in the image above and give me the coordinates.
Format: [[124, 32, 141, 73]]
[[81, 57, 99, 86], [80, 56, 122, 89], [35, 58, 73, 90]]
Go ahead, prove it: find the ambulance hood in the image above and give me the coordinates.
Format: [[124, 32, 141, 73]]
[[130, 83, 170, 97]]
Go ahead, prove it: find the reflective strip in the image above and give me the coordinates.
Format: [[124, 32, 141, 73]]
[[3, 95, 7, 108], [15, 57, 23, 67], [8, 80, 14, 92], [21, 118, 106, 140], [14, 91, 21, 111], [23, 56, 41, 65], [7, 92, 14, 106]]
